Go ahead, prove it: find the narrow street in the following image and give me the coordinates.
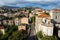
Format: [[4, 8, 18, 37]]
[[28, 24, 38, 40]]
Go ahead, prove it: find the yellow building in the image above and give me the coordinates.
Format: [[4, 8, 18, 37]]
[[0, 26, 5, 35], [18, 24, 26, 30], [20, 17, 28, 24]]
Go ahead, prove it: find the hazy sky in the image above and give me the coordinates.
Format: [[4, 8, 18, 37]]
[[0, 0, 60, 9]]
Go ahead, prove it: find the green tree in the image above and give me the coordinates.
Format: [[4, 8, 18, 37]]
[[31, 16, 35, 26], [37, 31, 57, 40], [44, 11, 49, 15], [29, 10, 31, 13], [37, 31, 43, 38], [0, 31, 3, 40], [41, 36, 57, 40], [8, 30, 27, 40], [2, 25, 18, 40]]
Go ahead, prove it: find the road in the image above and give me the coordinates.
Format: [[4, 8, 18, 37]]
[[27, 24, 38, 40]]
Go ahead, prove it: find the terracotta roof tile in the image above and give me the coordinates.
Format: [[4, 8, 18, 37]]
[[53, 9, 60, 12], [38, 13, 50, 18]]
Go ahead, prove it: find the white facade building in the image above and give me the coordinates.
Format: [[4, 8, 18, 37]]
[[20, 17, 28, 24], [50, 9, 60, 23], [41, 23, 53, 36], [35, 13, 54, 36]]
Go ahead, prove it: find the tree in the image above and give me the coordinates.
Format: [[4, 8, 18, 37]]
[[31, 16, 35, 26], [29, 10, 31, 13], [1, 25, 18, 40], [41, 36, 57, 40], [0, 31, 3, 40], [37, 31, 58, 40], [37, 31, 43, 38], [8, 30, 27, 40], [44, 11, 49, 15]]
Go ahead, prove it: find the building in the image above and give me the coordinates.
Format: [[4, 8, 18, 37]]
[[18, 24, 26, 30], [0, 26, 5, 34], [8, 20, 14, 25], [4, 13, 8, 16], [35, 13, 54, 36], [20, 17, 29, 24], [0, 19, 3, 25], [14, 18, 19, 25], [3, 20, 7, 25], [41, 23, 53, 36], [50, 9, 60, 23], [35, 13, 50, 32], [50, 9, 60, 38], [29, 13, 34, 18], [55, 24, 60, 38], [33, 8, 43, 15], [3, 20, 14, 25], [58, 30, 60, 38]]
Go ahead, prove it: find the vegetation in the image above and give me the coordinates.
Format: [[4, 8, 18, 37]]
[[0, 31, 3, 40], [0, 25, 27, 40], [34, 14, 38, 16], [17, 14, 26, 18], [26, 25, 29, 30], [31, 16, 35, 26], [44, 11, 49, 15], [41, 36, 57, 40], [29, 10, 31, 13], [37, 31, 43, 38], [8, 30, 27, 40], [0, 8, 29, 40], [37, 31, 57, 40], [4, 17, 14, 20]]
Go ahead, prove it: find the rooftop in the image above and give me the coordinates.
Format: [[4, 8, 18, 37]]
[[35, 8, 42, 12], [38, 13, 50, 18], [53, 9, 60, 12], [0, 26, 4, 29]]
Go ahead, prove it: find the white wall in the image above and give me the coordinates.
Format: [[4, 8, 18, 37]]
[[50, 10, 60, 22], [42, 25, 53, 36]]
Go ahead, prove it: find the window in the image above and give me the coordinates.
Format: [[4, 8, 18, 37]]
[[55, 16, 57, 19], [45, 19, 47, 23]]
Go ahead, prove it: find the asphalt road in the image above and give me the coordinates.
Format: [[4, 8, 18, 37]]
[[27, 24, 38, 40]]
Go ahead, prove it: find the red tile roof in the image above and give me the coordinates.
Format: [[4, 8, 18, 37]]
[[53, 9, 60, 12], [38, 13, 50, 18], [0, 26, 4, 29]]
